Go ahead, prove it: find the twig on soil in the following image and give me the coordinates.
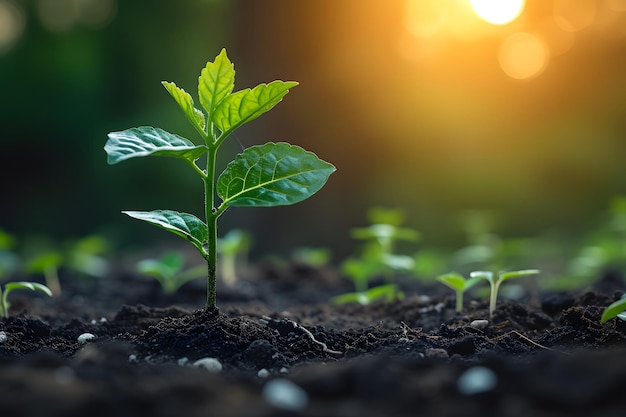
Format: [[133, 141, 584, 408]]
[[490, 330, 571, 355], [260, 316, 343, 357]]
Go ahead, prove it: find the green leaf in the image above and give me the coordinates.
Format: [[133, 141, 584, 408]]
[[162, 81, 206, 132], [499, 269, 540, 282], [4, 281, 53, 297], [198, 48, 235, 120], [212, 81, 298, 138], [437, 272, 467, 291], [122, 210, 207, 256], [601, 295, 626, 323], [470, 270, 494, 284], [106, 127, 208, 165], [217, 142, 336, 208]]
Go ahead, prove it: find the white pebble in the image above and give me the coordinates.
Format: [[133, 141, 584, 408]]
[[77, 333, 96, 344], [128, 354, 138, 363], [470, 319, 489, 329], [192, 357, 223, 373], [279, 367, 289, 374], [457, 366, 498, 395], [257, 368, 270, 378], [262, 378, 309, 411], [0, 331, 7, 343], [177, 357, 189, 366]]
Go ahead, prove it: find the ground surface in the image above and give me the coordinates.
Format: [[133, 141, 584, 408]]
[[1, 261, 626, 416]]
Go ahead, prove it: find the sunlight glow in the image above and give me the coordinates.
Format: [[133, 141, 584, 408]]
[[470, 0, 524, 25], [0, 0, 25, 55], [498, 32, 549, 80]]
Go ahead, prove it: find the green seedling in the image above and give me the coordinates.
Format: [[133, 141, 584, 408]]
[[436, 272, 484, 312], [137, 251, 206, 294], [601, 294, 626, 323], [470, 269, 540, 318], [350, 207, 420, 282], [331, 283, 402, 305], [105, 49, 335, 309], [0, 281, 52, 318], [291, 247, 331, 267], [25, 252, 63, 296], [217, 229, 252, 286]]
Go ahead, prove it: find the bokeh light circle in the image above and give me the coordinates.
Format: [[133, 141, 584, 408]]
[[498, 32, 550, 80], [470, 0, 525, 25]]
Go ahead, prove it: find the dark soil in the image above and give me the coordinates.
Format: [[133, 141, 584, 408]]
[[2, 260, 626, 417]]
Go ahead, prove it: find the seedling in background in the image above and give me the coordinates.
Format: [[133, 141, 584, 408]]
[[25, 252, 62, 297], [600, 294, 626, 323], [137, 252, 205, 294], [105, 49, 335, 309], [436, 272, 483, 313], [470, 269, 540, 318], [217, 229, 252, 286], [332, 257, 403, 305], [0, 281, 52, 318], [350, 207, 420, 281]]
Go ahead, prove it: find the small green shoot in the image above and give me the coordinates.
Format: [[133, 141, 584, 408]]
[[0, 281, 52, 318], [105, 49, 335, 309], [25, 252, 62, 296], [436, 272, 483, 312], [471, 269, 540, 318], [217, 229, 252, 286], [331, 284, 402, 305], [137, 252, 205, 294], [601, 294, 626, 323]]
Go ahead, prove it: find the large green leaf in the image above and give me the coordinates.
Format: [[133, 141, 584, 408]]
[[122, 210, 207, 256], [162, 81, 206, 132], [217, 142, 336, 208], [105, 127, 208, 165], [212, 81, 298, 138], [198, 48, 235, 120]]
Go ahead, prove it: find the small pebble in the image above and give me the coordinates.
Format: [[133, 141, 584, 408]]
[[257, 368, 271, 378], [470, 319, 489, 329], [279, 367, 289, 374], [77, 333, 96, 344], [192, 357, 223, 373], [262, 378, 309, 411], [128, 354, 138, 363], [457, 366, 498, 395], [177, 357, 189, 366], [0, 331, 7, 343]]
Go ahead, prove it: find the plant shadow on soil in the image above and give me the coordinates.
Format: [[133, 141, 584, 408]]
[[1, 261, 626, 417]]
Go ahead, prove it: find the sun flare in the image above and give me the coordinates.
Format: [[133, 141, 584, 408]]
[[469, 0, 525, 25]]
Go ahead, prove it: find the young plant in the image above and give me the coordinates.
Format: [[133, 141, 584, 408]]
[[601, 294, 626, 323], [25, 252, 62, 296], [436, 272, 483, 313], [332, 257, 403, 305], [0, 281, 52, 318], [105, 49, 335, 309], [350, 207, 420, 282], [470, 269, 540, 318], [137, 251, 205, 294], [217, 229, 252, 286]]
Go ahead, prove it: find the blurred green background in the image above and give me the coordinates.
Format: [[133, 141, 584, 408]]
[[2, 0, 626, 261]]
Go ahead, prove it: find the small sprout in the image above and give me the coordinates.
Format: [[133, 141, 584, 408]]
[[25, 252, 63, 297], [291, 247, 331, 267], [217, 229, 252, 286], [192, 357, 223, 373], [77, 333, 96, 344], [436, 272, 484, 312], [0, 281, 52, 318], [331, 283, 403, 305], [601, 294, 626, 323], [137, 251, 205, 294], [471, 269, 540, 318]]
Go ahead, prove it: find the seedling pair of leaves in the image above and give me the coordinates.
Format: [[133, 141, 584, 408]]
[[105, 49, 335, 309], [0, 282, 52, 318], [437, 269, 539, 317]]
